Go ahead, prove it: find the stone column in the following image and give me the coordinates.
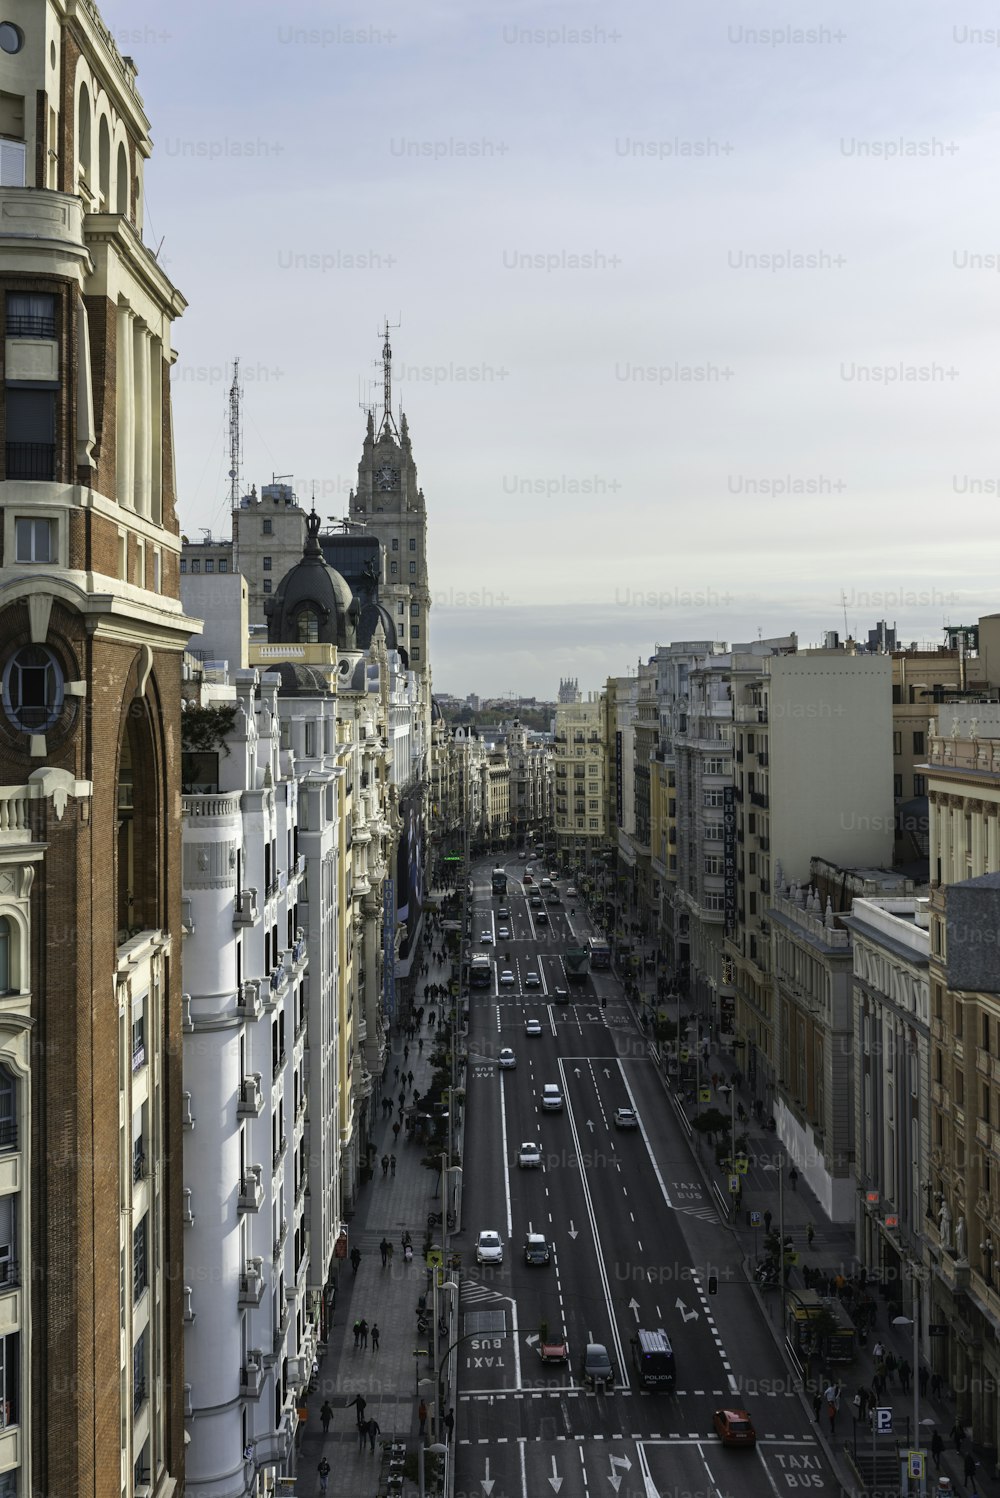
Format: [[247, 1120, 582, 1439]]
[[115, 302, 134, 507]]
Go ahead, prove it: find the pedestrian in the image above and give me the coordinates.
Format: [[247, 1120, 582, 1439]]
[[919, 1365, 929, 1397], [380, 1237, 389, 1267], [368, 1416, 381, 1452], [812, 1389, 823, 1422], [394, 1065, 400, 1082], [407, 1070, 414, 1087], [371, 1322, 380, 1353], [398, 1088, 405, 1108], [429, 1010, 436, 1026], [872, 1371, 885, 1400], [318, 1456, 331, 1494], [853, 1387, 867, 1422], [931, 1370, 943, 1399], [357, 1418, 368, 1450], [931, 1430, 944, 1469], [349, 1392, 367, 1427], [807, 1221, 815, 1248], [763, 1209, 772, 1235], [350, 1246, 362, 1275], [359, 1318, 368, 1348], [353, 1317, 361, 1349], [321, 1399, 333, 1435], [418, 1399, 428, 1436], [404, 1044, 410, 1063], [789, 1166, 799, 1191], [964, 1451, 977, 1487], [899, 1358, 911, 1394], [444, 1407, 455, 1442], [951, 1419, 965, 1452], [419, 1037, 424, 1054], [390, 1154, 397, 1177], [872, 1341, 885, 1364], [393, 1121, 401, 1144], [381, 1153, 390, 1177]]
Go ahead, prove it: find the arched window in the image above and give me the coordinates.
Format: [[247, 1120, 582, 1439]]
[[77, 82, 92, 186], [0, 919, 9, 994], [98, 115, 110, 206], [296, 610, 319, 645], [0, 1066, 17, 1150], [116, 141, 128, 216]]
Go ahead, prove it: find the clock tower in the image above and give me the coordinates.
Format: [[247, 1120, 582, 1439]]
[[350, 326, 432, 790]]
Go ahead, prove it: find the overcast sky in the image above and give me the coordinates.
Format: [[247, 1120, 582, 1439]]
[[106, 0, 999, 699]]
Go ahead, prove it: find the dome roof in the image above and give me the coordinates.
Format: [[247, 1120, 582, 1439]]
[[266, 510, 358, 649], [356, 598, 398, 652]]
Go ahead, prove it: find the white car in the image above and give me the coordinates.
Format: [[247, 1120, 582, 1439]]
[[500, 970, 515, 986], [480, 930, 494, 944], [541, 1084, 564, 1112], [476, 1230, 504, 1265], [525, 1018, 543, 1036], [498, 926, 510, 939], [518, 1141, 541, 1168], [614, 1106, 639, 1130], [524, 972, 541, 988], [567, 886, 577, 897], [499, 1048, 516, 1069]]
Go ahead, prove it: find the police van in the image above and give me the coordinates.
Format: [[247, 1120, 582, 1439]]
[[631, 1328, 675, 1390]]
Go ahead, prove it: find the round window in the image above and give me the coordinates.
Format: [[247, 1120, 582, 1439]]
[[0, 23, 23, 54], [2, 645, 65, 734]]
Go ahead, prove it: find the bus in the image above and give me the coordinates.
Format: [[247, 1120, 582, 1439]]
[[491, 867, 507, 896], [588, 937, 611, 970], [470, 953, 492, 988]]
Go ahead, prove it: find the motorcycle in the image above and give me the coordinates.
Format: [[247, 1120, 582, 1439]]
[[428, 1210, 456, 1230]]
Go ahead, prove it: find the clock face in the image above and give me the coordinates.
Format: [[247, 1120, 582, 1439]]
[[376, 465, 398, 491]]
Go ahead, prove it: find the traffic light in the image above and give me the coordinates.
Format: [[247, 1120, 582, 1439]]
[[708, 1274, 718, 1295]]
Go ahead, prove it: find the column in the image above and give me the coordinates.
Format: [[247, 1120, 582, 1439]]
[[133, 320, 151, 518], [115, 303, 134, 507]]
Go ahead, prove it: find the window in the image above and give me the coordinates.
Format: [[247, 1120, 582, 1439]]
[[131, 998, 145, 1072], [913, 774, 927, 796], [0, 1331, 18, 1430], [0, 1067, 14, 1152], [14, 517, 52, 562], [6, 388, 56, 479], [263, 579, 272, 593], [2, 645, 64, 733], [297, 609, 319, 644], [0, 920, 9, 994], [204, 558, 214, 574], [0, 138, 24, 187], [263, 518, 272, 535], [190, 559, 200, 574], [132, 1214, 148, 1301], [409, 538, 416, 551], [263, 557, 272, 571], [219, 557, 228, 573], [0, 24, 24, 55], [893, 774, 903, 797], [6, 291, 55, 339], [913, 731, 925, 755], [411, 648, 420, 661], [132, 1326, 147, 1413], [411, 626, 420, 639], [392, 538, 399, 551], [153, 549, 162, 592], [397, 601, 404, 614], [589, 818, 598, 829], [411, 603, 419, 617], [179, 559, 187, 574], [893, 731, 901, 755], [390, 562, 398, 576], [409, 561, 416, 574]]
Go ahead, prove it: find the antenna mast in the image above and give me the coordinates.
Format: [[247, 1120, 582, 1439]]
[[228, 358, 242, 510], [378, 315, 401, 439]]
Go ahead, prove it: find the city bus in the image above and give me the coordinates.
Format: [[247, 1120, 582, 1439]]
[[491, 867, 507, 896], [587, 937, 611, 969], [470, 953, 492, 987]]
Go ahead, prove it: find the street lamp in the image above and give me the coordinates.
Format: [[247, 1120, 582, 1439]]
[[418, 1441, 447, 1498]]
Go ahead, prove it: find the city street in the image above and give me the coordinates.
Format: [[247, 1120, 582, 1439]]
[[453, 856, 837, 1498]]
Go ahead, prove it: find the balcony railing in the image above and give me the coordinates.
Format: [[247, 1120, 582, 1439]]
[[750, 790, 769, 809], [132, 1149, 147, 1184], [6, 441, 55, 481], [131, 1041, 146, 1073], [0, 1259, 20, 1289], [0, 1122, 18, 1153], [133, 1377, 148, 1416], [7, 312, 56, 338]]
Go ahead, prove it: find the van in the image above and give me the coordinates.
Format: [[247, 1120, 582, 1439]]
[[631, 1328, 675, 1390]]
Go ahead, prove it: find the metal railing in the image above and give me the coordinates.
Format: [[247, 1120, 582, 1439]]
[[6, 441, 55, 481]]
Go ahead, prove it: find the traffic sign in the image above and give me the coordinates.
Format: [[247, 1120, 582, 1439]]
[[874, 1407, 893, 1435], [749, 1210, 762, 1227], [884, 1214, 899, 1229], [728, 1174, 740, 1194], [736, 1154, 749, 1175], [699, 1085, 711, 1103], [907, 1451, 925, 1479]]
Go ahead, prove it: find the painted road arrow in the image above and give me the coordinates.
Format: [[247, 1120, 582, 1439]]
[[568, 1221, 579, 1239], [482, 1457, 495, 1497], [548, 1455, 563, 1493], [675, 1297, 699, 1323], [628, 1297, 640, 1321], [608, 1454, 632, 1492]]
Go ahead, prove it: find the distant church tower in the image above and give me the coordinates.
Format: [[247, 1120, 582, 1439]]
[[350, 325, 432, 779], [559, 678, 582, 704]]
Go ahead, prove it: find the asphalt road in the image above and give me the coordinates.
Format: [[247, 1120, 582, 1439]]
[[453, 857, 837, 1498]]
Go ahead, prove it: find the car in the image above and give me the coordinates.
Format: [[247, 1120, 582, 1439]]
[[517, 1141, 541, 1168], [498, 906, 510, 918], [567, 886, 577, 896], [547, 891, 561, 904], [614, 1107, 639, 1129], [713, 1408, 756, 1448], [498, 926, 510, 939], [541, 1084, 563, 1112], [523, 873, 533, 885], [499, 1048, 516, 1069], [525, 971, 541, 988], [554, 987, 569, 1004], [476, 1230, 504, 1265], [525, 866, 534, 875], [500, 970, 515, 986], [523, 1232, 550, 1264], [480, 930, 494, 944], [525, 1018, 543, 1036], [580, 1342, 615, 1389], [517, 849, 527, 858], [536, 909, 549, 923], [536, 1334, 569, 1364]]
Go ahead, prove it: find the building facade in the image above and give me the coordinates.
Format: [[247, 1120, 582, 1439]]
[[553, 695, 609, 871]]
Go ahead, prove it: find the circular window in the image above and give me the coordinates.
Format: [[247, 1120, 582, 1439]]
[[0, 23, 23, 54], [2, 645, 65, 734]]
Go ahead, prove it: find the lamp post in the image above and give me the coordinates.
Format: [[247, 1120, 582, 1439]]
[[418, 1440, 447, 1498]]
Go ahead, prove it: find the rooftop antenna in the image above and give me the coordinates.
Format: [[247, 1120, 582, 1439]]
[[841, 589, 849, 640], [227, 358, 242, 510], [358, 374, 378, 417], [377, 315, 401, 440]]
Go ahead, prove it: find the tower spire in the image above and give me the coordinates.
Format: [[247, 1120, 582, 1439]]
[[378, 316, 400, 439]]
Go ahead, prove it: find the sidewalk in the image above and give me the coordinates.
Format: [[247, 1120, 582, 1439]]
[[680, 1037, 998, 1498], [298, 918, 462, 1496]]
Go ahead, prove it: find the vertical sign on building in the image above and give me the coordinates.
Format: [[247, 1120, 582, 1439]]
[[723, 785, 737, 934], [615, 731, 623, 828], [383, 875, 395, 1018]]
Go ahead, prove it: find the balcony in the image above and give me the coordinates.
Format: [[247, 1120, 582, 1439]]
[[240, 1354, 265, 1398], [750, 790, 769, 809], [239, 1257, 265, 1307], [6, 441, 55, 481], [757, 751, 769, 767], [759, 835, 770, 852], [759, 878, 770, 894], [234, 889, 260, 928], [132, 1147, 147, 1185], [131, 1040, 146, 1073], [8, 311, 56, 338], [238, 1166, 264, 1214], [272, 1135, 287, 1173], [268, 964, 288, 996], [238, 1074, 265, 1118], [237, 980, 263, 1020]]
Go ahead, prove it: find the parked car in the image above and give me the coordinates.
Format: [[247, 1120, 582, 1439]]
[[523, 1233, 551, 1264], [713, 1408, 756, 1447], [476, 1230, 503, 1265], [580, 1343, 614, 1389]]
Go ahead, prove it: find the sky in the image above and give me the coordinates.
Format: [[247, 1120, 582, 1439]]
[[105, 0, 1000, 699]]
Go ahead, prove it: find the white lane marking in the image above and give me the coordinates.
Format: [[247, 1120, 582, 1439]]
[[500, 1057, 513, 1238]]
